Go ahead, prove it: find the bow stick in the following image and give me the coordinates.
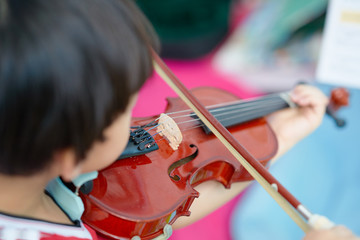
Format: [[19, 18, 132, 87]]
[[151, 49, 334, 233]]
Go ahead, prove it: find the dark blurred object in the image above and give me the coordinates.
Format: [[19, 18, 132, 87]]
[[275, 10, 326, 50], [136, 0, 232, 59]]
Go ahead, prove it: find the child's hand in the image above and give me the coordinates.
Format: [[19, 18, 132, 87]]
[[303, 226, 360, 240], [290, 84, 329, 129], [266, 84, 329, 160]]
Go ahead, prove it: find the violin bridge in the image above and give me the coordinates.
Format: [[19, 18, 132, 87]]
[[157, 113, 183, 150]]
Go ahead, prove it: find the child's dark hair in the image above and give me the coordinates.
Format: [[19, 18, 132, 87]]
[[0, 0, 159, 175]]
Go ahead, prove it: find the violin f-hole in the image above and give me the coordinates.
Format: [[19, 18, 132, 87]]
[[168, 144, 199, 181]]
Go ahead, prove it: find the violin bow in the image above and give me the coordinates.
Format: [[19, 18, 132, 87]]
[[151, 49, 334, 233]]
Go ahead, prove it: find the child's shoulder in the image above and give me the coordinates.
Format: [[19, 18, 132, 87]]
[[0, 212, 97, 240]]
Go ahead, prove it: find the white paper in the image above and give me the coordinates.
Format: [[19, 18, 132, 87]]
[[317, 0, 360, 88]]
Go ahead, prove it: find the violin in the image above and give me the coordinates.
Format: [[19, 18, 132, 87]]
[[79, 54, 349, 240]]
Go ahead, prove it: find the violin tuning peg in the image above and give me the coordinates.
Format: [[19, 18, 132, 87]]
[[326, 87, 350, 128], [326, 108, 346, 128]]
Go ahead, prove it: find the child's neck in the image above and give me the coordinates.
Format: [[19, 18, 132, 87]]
[[0, 172, 73, 225]]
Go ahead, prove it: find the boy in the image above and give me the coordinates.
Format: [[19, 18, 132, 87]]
[[0, 0, 329, 239], [0, 0, 158, 238]]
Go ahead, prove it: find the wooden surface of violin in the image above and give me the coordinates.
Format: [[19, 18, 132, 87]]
[[80, 87, 278, 239]]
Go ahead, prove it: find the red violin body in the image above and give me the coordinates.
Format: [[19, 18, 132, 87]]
[[80, 87, 278, 239]]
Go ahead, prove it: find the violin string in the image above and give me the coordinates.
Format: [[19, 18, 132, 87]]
[[151, 131, 162, 138], [141, 119, 158, 128], [141, 99, 284, 134], [137, 114, 170, 134], [137, 99, 285, 135], [140, 114, 175, 138], [172, 98, 286, 127], [172, 92, 284, 113], [165, 93, 285, 117], [172, 99, 284, 123], [177, 108, 265, 132], [166, 97, 281, 118], [168, 97, 285, 121], [135, 94, 288, 137], [146, 123, 160, 132], [135, 93, 288, 154]]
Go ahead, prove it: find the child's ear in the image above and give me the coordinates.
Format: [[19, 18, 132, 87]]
[[53, 149, 82, 182]]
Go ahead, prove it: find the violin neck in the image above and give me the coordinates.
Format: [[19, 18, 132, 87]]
[[201, 92, 293, 134]]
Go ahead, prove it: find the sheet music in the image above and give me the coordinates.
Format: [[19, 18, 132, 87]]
[[317, 0, 360, 88]]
